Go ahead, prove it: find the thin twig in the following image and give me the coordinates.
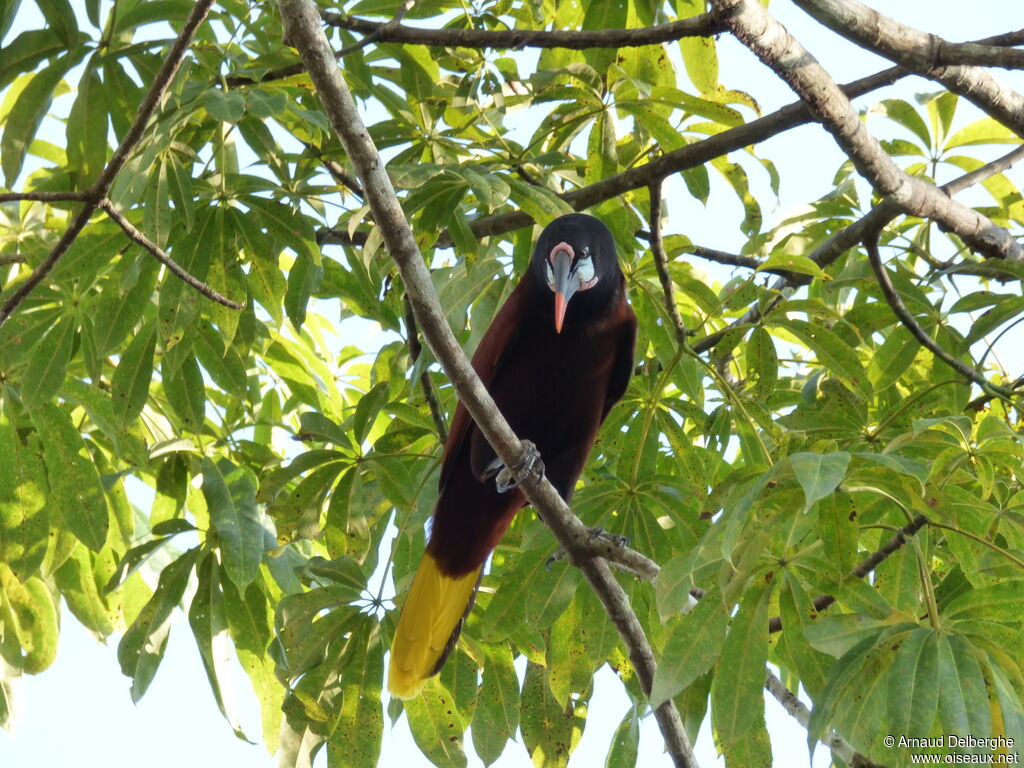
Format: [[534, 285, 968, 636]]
[[276, 2, 698, 764], [648, 183, 689, 344], [711, 0, 1021, 262], [99, 200, 244, 309], [768, 515, 928, 633], [0, 0, 217, 329], [333, 0, 418, 59], [764, 669, 885, 767], [402, 293, 449, 443], [320, 10, 724, 49], [864, 228, 1008, 396], [0, 191, 90, 203]]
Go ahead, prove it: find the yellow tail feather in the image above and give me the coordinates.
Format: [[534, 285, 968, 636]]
[[388, 552, 482, 700]]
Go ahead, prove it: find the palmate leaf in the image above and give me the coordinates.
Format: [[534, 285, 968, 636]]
[[0, 401, 47, 581], [202, 457, 264, 589], [30, 403, 108, 551], [117, 547, 200, 702], [711, 580, 772, 768], [472, 645, 520, 767]]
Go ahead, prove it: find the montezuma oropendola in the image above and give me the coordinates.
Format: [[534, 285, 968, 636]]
[[388, 213, 637, 699]]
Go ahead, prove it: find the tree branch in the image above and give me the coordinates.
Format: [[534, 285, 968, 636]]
[[319, 10, 724, 49], [768, 515, 928, 633], [98, 200, 244, 310], [764, 669, 885, 767], [710, 0, 1021, 262], [401, 293, 448, 444], [314, 66, 906, 251], [648, 183, 689, 344], [794, 0, 1024, 136], [0, 0, 217, 329], [864, 226, 1008, 395], [275, 1, 698, 765], [0, 191, 90, 203]]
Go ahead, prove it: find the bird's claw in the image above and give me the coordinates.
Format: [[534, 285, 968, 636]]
[[588, 526, 630, 549], [495, 441, 544, 493], [546, 527, 629, 569]]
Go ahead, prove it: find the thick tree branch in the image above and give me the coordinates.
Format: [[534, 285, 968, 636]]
[[0, 0, 217, 329], [314, 66, 906, 250], [710, 0, 1021, 262], [275, 1, 698, 765], [98, 200, 243, 310], [764, 669, 885, 767], [795, 0, 1024, 136], [319, 10, 724, 49]]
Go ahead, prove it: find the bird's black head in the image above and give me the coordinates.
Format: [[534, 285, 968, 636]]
[[529, 213, 623, 333]]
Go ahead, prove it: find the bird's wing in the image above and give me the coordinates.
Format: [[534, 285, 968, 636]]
[[601, 299, 638, 421], [438, 283, 525, 493]]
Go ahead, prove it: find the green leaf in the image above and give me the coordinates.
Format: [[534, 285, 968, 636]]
[[405, 677, 467, 768], [887, 627, 940, 743], [770, 318, 870, 398], [66, 64, 108, 187], [55, 545, 115, 637], [873, 98, 932, 149], [788, 452, 851, 510], [205, 89, 246, 123], [604, 705, 640, 768], [650, 587, 728, 708], [745, 326, 777, 403], [0, 568, 58, 674], [756, 253, 828, 280], [472, 645, 520, 767], [506, 178, 573, 226], [944, 580, 1024, 623], [163, 354, 206, 432], [117, 547, 200, 702], [519, 660, 583, 768], [21, 313, 75, 409], [159, 207, 218, 352], [30, 403, 108, 551], [222, 577, 280, 750], [0, 28, 66, 91], [945, 117, 1018, 149], [324, 617, 384, 767], [0, 405, 47, 580], [353, 381, 390, 445], [711, 580, 773, 768], [111, 320, 157, 428], [2, 54, 76, 186], [35, 0, 78, 46], [202, 458, 263, 589], [678, 0, 718, 93], [113, 0, 192, 33], [188, 554, 248, 740], [936, 634, 992, 740]]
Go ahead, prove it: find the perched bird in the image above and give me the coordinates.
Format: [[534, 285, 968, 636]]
[[388, 213, 637, 699]]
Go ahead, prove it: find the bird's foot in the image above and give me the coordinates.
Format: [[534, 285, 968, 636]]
[[495, 440, 544, 493], [545, 527, 630, 569]]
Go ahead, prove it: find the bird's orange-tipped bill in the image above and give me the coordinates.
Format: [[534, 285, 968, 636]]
[[550, 249, 576, 333], [554, 290, 568, 333]]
